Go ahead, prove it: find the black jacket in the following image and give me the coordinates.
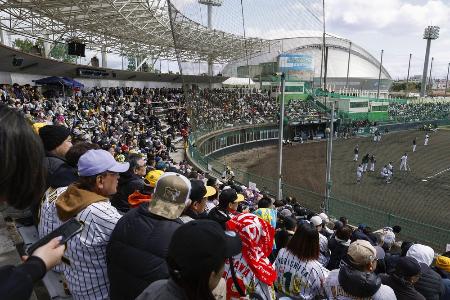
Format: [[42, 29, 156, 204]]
[[381, 273, 426, 300], [111, 171, 145, 213], [106, 203, 182, 300], [208, 207, 231, 230], [384, 252, 401, 274], [33, 154, 77, 224], [338, 263, 381, 298], [327, 238, 349, 270], [0, 256, 47, 300], [44, 154, 77, 188], [414, 263, 444, 300], [350, 229, 376, 245], [432, 266, 450, 279]]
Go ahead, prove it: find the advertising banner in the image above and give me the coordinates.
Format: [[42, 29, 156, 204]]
[[278, 53, 314, 81]]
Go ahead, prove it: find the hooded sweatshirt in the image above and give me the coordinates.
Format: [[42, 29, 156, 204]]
[[406, 244, 444, 300], [55, 183, 122, 300], [56, 183, 107, 221]]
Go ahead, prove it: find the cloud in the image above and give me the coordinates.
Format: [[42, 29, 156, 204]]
[[323, 0, 450, 78], [326, 0, 450, 33]]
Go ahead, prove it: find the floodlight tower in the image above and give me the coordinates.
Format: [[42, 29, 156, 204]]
[[198, 0, 223, 76], [420, 26, 440, 97]]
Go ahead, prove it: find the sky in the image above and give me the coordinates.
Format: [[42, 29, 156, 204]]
[[171, 0, 450, 79], [11, 0, 446, 79]]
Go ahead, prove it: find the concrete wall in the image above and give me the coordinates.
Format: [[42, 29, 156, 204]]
[[0, 71, 222, 89]]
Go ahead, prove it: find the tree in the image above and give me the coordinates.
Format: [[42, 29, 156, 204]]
[[49, 43, 76, 63], [127, 56, 136, 71], [13, 38, 36, 53]]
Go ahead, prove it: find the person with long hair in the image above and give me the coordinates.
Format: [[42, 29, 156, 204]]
[[0, 105, 65, 299], [224, 213, 277, 300], [136, 219, 242, 300], [275, 222, 329, 299]]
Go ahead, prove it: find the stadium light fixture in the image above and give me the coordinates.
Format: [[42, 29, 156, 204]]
[[420, 26, 440, 97], [423, 26, 440, 40], [198, 0, 223, 6]]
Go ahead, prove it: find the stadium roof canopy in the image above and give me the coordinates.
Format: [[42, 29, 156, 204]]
[[0, 0, 276, 63]]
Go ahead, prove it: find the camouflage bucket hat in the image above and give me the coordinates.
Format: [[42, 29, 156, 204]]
[[149, 172, 191, 219]]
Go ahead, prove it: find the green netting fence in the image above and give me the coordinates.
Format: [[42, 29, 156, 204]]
[[187, 125, 450, 252]]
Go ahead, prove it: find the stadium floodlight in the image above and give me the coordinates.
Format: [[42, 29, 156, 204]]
[[420, 26, 440, 97], [423, 26, 440, 40], [198, 0, 224, 77], [198, 0, 223, 6]]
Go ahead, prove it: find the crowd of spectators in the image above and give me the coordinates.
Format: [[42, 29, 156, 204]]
[[189, 89, 278, 131], [388, 102, 450, 123], [285, 99, 324, 123], [0, 83, 449, 300], [337, 120, 375, 138], [337, 102, 450, 138]]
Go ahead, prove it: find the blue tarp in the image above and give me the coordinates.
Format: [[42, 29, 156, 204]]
[[34, 76, 84, 88], [62, 77, 84, 89]]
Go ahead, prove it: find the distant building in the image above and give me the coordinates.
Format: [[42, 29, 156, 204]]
[[223, 32, 392, 93]]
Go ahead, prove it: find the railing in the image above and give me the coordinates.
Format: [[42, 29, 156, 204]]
[[187, 123, 450, 252]]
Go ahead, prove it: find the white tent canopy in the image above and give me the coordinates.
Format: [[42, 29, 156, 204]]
[[222, 77, 255, 86]]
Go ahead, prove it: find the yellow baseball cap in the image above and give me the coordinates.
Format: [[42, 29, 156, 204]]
[[145, 170, 164, 187]]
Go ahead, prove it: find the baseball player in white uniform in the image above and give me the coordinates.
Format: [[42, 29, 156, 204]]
[[400, 153, 409, 171], [353, 144, 359, 161], [381, 165, 391, 184], [424, 134, 429, 146], [388, 162, 394, 177], [412, 138, 417, 152], [356, 164, 364, 183]]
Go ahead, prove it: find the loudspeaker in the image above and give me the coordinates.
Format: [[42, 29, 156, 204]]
[[68, 41, 86, 57], [12, 57, 23, 67]]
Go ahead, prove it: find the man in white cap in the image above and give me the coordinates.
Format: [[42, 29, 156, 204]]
[[324, 240, 396, 299], [311, 215, 331, 267], [55, 149, 129, 300], [319, 212, 334, 238]]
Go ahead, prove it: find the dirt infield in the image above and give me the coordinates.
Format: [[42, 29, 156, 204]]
[[222, 129, 450, 230]]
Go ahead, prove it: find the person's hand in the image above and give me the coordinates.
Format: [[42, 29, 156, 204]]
[[32, 237, 65, 270]]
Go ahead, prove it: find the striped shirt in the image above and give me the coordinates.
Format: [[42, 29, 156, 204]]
[[37, 187, 67, 273], [64, 201, 122, 300], [275, 248, 329, 299]]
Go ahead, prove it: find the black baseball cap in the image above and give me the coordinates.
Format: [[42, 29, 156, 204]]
[[168, 220, 242, 276], [219, 188, 245, 206], [396, 256, 421, 277], [189, 180, 216, 202]]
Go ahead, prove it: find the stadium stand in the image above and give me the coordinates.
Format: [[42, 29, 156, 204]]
[[1, 81, 449, 300]]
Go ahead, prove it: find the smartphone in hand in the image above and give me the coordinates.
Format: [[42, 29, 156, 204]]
[[27, 219, 83, 255]]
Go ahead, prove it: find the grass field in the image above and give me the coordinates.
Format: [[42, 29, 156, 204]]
[[222, 129, 450, 231]]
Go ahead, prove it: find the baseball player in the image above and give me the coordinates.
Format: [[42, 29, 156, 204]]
[[369, 155, 376, 172], [356, 164, 364, 183], [381, 165, 391, 184], [388, 162, 394, 177], [362, 153, 370, 172], [424, 133, 429, 146], [412, 138, 416, 152], [353, 144, 359, 161], [400, 153, 409, 171]]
